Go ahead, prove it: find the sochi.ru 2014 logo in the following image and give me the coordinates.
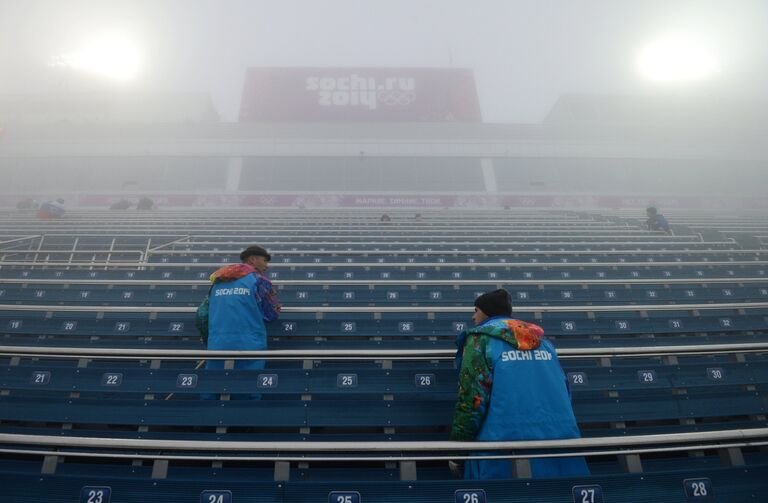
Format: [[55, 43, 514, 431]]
[[306, 75, 415, 110]]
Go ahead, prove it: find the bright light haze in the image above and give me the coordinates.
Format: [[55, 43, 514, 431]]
[[1, 0, 766, 122]]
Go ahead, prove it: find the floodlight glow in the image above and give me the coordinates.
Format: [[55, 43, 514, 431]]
[[637, 35, 720, 83], [49, 35, 141, 82]]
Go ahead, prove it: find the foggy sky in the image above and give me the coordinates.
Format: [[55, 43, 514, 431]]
[[1, 0, 767, 123]]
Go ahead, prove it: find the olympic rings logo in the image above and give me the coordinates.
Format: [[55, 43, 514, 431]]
[[376, 90, 415, 106]]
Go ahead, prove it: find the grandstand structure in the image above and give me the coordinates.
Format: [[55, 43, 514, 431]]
[[0, 208, 767, 502], [0, 66, 767, 501]]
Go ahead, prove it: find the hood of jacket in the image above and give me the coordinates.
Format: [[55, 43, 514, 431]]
[[209, 263, 257, 284], [463, 316, 543, 351]]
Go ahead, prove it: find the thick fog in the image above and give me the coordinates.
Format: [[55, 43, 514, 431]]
[[0, 0, 766, 205]]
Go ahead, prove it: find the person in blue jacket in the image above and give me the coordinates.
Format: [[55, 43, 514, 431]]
[[450, 288, 589, 480], [646, 206, 671, 234], [205, 245, 281, 376]]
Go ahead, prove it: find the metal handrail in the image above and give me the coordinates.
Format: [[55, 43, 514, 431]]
[[1, 342, 767, 360], [2, 277, 766, 286], [0, 301, 765, 313], [0, 259, 764, 268], [0, 428, 765, 461]]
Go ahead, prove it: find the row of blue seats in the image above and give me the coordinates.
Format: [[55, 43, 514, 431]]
[[149, 253, 766, 264], [4, 358, 766, 397], [0, 374, 768, 440], [1, 309, 765, 339], [1, 460, 765, 502], [1, 265, 765, 280], [1, 282, 766, 305]]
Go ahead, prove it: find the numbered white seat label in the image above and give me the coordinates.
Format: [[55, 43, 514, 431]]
[[387, 291, 399, 300], [452, 322, 467, 333], [296, 291, 309, 300], [168, 322, 185, 332], [415, 373, 435, 387], [615, 320, 630, 330], [176, 374, 198, 388], [31, 370, 51, 385], [668, 319, 683, 329], [101, 373, 123, 386], [718, 318, 733, 328], [328, 491, 360, 503], [398, 321, 414, 333], [706, 368, 725, 381], [80, 486, 111, 503], [638, 370, 657, 383], [455, 489, 486, 503], [200, 490, 232, 503], [61, 321, 78, 331], [340, 322, 357, 333], [282, 322, 297, 332], [561, 321, 576, 331], [114, 322, 131, 332], [337, 374, 358, 388], [683, 478, 713, 499], [430, 291, 442, 300], [257, 374, 278, 389], [567, 372, 588, 386], [572, 485, 603, 503], [7, 320, 22, 329]]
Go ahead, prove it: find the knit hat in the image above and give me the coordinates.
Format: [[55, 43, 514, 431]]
[[474, 288, 512, 317]]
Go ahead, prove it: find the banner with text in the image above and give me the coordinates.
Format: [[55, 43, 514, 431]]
[[239, 68, 482, 122]]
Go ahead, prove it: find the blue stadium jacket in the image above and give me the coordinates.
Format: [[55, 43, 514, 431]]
[[456, 317, 590, 479], [206, 272, 273, 371]]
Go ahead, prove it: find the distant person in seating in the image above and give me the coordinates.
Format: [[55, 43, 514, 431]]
[[109, 199, 133, 210], [36, 198, 65, 219], [203, 246, 281, 391], [450, 288, 589, 480], [646, 206, 670, 234], [136, 196, 155, 211], [414, 213, 423, 222], [380, 213, 391, 224]]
